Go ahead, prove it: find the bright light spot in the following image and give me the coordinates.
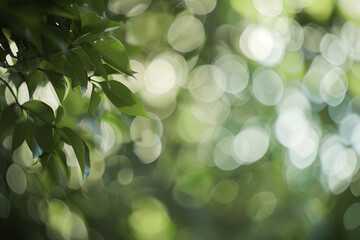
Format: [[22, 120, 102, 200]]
[[253, 0, 283, 16], [320, 34, 348, 65], [233, 126, 269, 164], [168, 15, 205, 53], [240, 25, 285, 66], [6, 163, 27, 195], [188, 65, 225, 103], [33, 82, 60, 112], [320, 67, 348, 106], [339, 0, 360, 21], [63, 143, 79, 167], [185, 0, 217, 15], [275, 108, 309, 148], [113, 59, 145, 93], [17, 82, 29, 105], [100, 121, 117, 152], [286, 19, 304, 51], [350, 121, 360, 154], [130, 113, 163, 143], [277, 87, 311, 114], [344, 203, 360, 230], [191, 96, 230, 126], [213, 135, 241, 170], [118, 168, 134, 185], [328, 96, 352, 123], [144, 59, 176, 94], [340, 114, 360, 145], [247, 191, 277, 222], [108, 0, 151, 17], [12, 141, 37, 168], [341, 22, 360, 61], [288, 127, 319, 169], [302, 55, 331, 104], [133, 130, 162, 164], [214, 54, 249, 94], [303, 25, 325, 53], [129, 197, 172, 238], [334, 148, 358, 179], [252, 68, 284, 106], [4, 80, 16, 105]]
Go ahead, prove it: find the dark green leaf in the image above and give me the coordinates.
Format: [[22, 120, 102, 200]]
[[47, 2, 80, 20], [88, 85, 101, 114], [55, 106, 65, 124], [25, 121, 43, 158], [92, 36, 133, 75], [34, 124, 54, 153], [11, 121, 26, 154], [91, 0, 106, 17], [44, 71, 67, 102], [60, 127, 87, 179], [73, 12, 123, 44], [81, 43, 107, 79], [67, 52, 88, 96], [23, 100, 55, 125], [0, 104, 18, 136], [72, 47, 95, 72], [81, 12, 122, 34], [99, 80, 148, 117]]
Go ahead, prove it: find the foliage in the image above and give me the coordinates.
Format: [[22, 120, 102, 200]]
[[0, 0, 147, 186], [2, 0, 360, 240]]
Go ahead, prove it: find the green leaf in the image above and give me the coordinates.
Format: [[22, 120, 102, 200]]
[[99, 80, 148, 117], [72, 47, 95, 72], [25, 121, 43, 158], [44, 71, 67, 102], [80, 43, 108, 80], [67, 52, 88, 96], [92, 36, 133, 75], [55, 106, 65, 124], [60, 127, 89, 180], [81, 12, 121, 33], [91, 0, 106, 17], [34, 124, 54, 153], [73, 12, 123, 44], [45, 149, 68, 187], [0, 104, 18, 136], [23, 100, 55, 125], [11, 121, 26, 154], [88, 85, 101, 114], [46, 53, 88, 94], [47, 2, 80, 20]]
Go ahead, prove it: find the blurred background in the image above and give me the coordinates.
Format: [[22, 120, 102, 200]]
[[3, 0, 360, 239]]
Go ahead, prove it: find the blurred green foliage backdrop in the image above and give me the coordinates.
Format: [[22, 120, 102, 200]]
[[2, 0, 360, 239]]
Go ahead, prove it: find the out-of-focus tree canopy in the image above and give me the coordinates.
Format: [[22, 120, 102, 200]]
[[2, 0, 360, 239]]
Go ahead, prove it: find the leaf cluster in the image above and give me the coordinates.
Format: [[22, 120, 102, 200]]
[[0, 0, 147, 185]]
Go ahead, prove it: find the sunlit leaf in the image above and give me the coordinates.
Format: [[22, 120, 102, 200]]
[[99, 80, 148, 117], [92, 36, 133, 75]]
